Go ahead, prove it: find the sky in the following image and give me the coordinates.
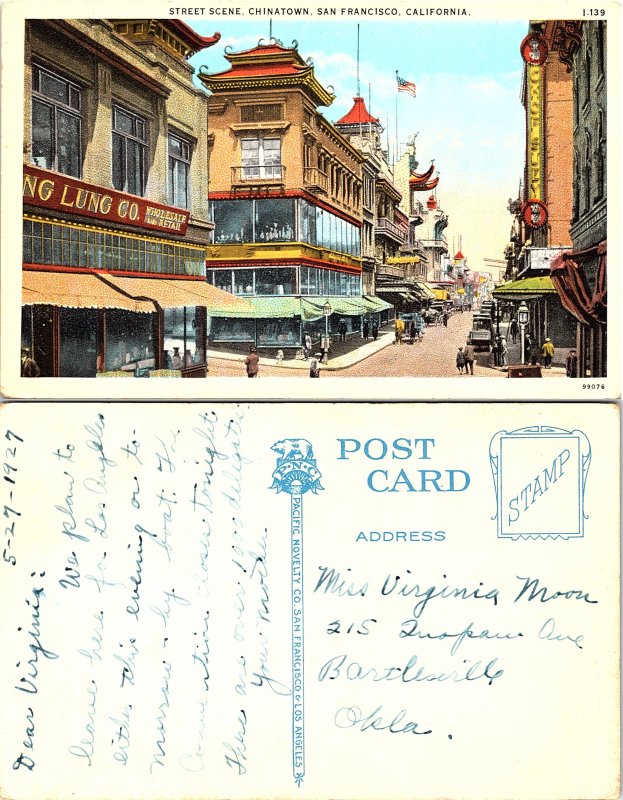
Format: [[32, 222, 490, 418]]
[[188, 18, 528, 273]]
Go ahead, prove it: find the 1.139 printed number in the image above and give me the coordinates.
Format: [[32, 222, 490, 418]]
[[583, 8, 606, 15]]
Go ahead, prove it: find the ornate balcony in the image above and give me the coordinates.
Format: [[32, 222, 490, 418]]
[[376, 216, 408, 244]]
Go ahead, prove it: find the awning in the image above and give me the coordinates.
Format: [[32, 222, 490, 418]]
[[209, 295, 393, 322], [219, 296, 302, 319], [22, 270, 154, 312], [415, 281, 436, 299], [433, 288, 448, 300], [493, 276, 557, 300], [100, 274, 253, 313]]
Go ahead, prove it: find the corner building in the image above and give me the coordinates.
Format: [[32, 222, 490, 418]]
[[22, 18, 247, 377], [199, 41, 390, 349]]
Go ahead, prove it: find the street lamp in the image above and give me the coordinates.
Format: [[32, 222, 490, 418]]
[[322, 301, 332, 364], [518, 301, 529, 364]]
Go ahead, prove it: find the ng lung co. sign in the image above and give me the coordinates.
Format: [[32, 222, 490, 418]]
[[23, 165, 189, 236]]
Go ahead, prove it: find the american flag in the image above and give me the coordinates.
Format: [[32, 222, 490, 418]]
[[396, 73, 417, 98]]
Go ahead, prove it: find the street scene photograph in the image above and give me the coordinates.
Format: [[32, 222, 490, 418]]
[[18, 12, 608, 380]]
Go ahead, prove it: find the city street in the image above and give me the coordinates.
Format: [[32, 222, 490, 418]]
[[206, 311, 508, 378]]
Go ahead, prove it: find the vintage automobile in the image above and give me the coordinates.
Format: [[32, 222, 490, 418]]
[[400, 312, 426, 341], [467, 314, 493, 351]]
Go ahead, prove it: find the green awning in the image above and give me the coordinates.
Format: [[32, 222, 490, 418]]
[[210, 296, 301, 318], [210, 294, 393, 321], [362, 295, 393, 312], [493, 276, 556, 298]]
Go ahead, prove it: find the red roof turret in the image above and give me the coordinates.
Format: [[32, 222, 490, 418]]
[[336, 96, 380, 126]]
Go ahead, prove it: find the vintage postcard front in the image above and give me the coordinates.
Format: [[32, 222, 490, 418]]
[[0, 0, 620, 400], [0, 401, 619, 799]]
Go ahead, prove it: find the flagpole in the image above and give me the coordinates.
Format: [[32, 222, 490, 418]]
[[395, 89, 399, 167]]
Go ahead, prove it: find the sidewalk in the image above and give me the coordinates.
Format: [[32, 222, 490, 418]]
[[491, 327, 565, 378], [207, 331, 395, 372]]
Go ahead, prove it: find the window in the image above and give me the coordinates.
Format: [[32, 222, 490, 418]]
[[168, 132, 192, 209], [31, 63, 82, 177], [241, 137, 281, 179], [112, 105, 148, 196]]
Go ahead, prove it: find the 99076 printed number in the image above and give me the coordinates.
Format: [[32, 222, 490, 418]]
[[582, 383, 605, 390]]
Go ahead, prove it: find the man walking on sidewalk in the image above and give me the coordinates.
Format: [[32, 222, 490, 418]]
[[463, 342, 475, 374]]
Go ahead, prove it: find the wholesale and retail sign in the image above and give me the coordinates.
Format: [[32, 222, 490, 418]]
[[23, 165, 190, 235]]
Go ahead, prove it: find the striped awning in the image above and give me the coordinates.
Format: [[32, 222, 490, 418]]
[[100, 274, 253, 312], [22, 270, 154, 312]]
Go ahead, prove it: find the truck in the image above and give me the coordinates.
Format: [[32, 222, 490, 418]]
[[467, 314, 493, 351]]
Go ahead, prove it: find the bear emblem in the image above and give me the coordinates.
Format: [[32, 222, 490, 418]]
[[271, 438, 314, 463]]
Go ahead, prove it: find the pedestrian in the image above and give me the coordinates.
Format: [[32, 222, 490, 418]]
[[463, 342, 475, 375], [456, 346, 466, 374], [20, 347, 40, 377], [245, 346, 259, 377], [530, 342, 539, 366], [309, 358, 320, 378], [541, 337, 555, 369], [339, 319, 347, 343], [442, 311, 448, 327], [409, 319, 416, 341], [509, 318, 519, 344], [303, 333, 312, 359], [362, 319, 369, 340], [372, 320, 379, 341], [394, 318, 405, 345], [492, 335, 501, 367], [499, 336, 508, 367], [524, 332, 532, 364], [275, 349, 284, 365], [565, 349, 578, 377]]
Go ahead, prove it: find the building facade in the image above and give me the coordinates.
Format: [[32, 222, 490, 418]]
[[550, 20, 607, 376], [199, 41, 390, 350], [21, 18, 247, 377], [499, 21, 580, 365]]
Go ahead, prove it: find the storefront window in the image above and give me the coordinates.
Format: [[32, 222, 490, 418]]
[[213, 200, 253, 243], [299, 199, 318, 245], [208, 318, 255, 343], [210, 270, 233, 292], [22, 217, 205, 276], [255, 268, 296, 295], [105, 310, 155, 372], [255, 198, 295, 242], [257, 318, 300, 347], [232, 269, 255, 295], [59, 308, 98, 377], [163, 306, 204, 368]]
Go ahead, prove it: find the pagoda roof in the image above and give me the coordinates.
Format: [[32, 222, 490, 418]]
[[336, 96, 380, 126], [110, 19, 220, 59], [198, 40, 335, 107], [410, 175, 439, 192], [409, 161, 435, 184], [454, 250, 465, 260]]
